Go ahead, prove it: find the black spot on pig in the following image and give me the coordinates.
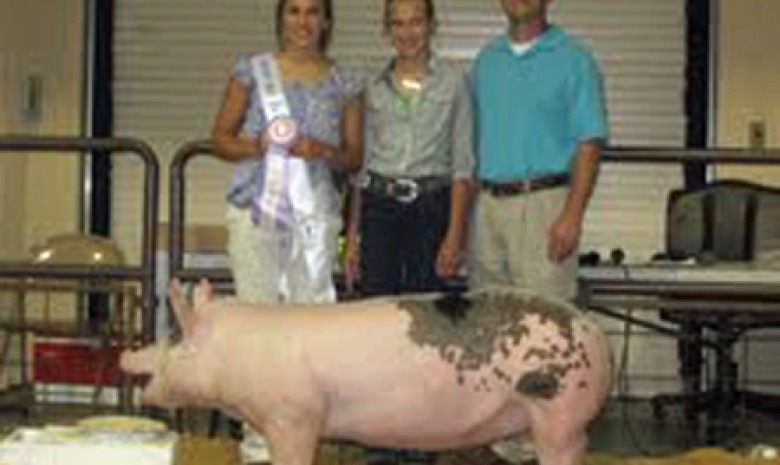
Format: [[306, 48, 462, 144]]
[[548, 363, 571, 379], [433, 292, 472, 324], [493, 367, 512, 384], [399, 291, 584, 390], [499, 340, 511, 358], [516, 371, 560, 399]]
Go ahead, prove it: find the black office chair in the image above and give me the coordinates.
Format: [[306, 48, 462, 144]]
[[652, 179, 780, 446]]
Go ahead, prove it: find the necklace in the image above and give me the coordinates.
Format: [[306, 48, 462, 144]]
[[394, 73, 424, 109], [399, 76, 423, 94]]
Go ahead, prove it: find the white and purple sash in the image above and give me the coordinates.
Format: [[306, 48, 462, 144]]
[[250, 54, 316, 227]]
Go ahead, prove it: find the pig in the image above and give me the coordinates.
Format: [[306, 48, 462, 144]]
[[121, 280, 611, 465]]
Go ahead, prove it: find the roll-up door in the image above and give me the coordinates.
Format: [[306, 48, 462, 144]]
[[113, 0, 685, 265]]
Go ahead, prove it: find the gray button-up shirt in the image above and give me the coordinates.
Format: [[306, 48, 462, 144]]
[[364, 56, 475, 180]]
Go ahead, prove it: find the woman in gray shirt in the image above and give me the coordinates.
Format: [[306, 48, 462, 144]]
[[344, 0, 475, 298]]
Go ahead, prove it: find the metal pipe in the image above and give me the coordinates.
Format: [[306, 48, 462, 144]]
[[0, 136, 159, 341], [168, 140, 233, 285]]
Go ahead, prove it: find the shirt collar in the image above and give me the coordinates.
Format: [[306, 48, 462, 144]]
[[375, 54, 440, 86], [495, 24, 565, 56]]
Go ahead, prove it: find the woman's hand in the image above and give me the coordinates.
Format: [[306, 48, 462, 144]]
[[343, 234, 361, 292], [254, 130, 269, 155], [289, 136, 338, 163], [436, 232, 464, 279]]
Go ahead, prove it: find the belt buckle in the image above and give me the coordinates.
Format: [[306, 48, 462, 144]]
[[391, 178, 419, 203], [357, 172, 372, 189]]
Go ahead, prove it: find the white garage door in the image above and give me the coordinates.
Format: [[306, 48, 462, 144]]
[[112, 0, 686, 264]]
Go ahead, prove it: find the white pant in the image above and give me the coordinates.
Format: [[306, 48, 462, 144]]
[[226, 204, 341, 304]]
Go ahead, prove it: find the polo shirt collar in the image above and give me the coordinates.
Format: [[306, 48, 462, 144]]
[[496, 24, 565, 56]]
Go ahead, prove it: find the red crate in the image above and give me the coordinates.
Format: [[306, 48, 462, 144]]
[[33, 339, 122, 386]]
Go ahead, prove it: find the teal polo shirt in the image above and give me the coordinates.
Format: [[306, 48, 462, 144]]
[[472, 25, 608, 181]]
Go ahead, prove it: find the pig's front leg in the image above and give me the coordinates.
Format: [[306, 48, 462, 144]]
[[245, 402, 325, 465]]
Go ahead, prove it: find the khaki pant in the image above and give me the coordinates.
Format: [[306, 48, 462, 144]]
[[469, 186, 578, 300]]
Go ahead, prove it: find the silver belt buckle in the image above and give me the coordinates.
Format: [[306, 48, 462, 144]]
[[392, 178, 419, 203], [357, 172, 372, 189]]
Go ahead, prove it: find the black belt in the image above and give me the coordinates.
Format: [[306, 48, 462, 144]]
[[481, 173, 570, 197], [362, 171, 450, 203]]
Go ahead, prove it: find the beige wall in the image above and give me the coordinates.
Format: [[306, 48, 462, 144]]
[[0, 0, 84, 260], [716, 0, 780, 184]]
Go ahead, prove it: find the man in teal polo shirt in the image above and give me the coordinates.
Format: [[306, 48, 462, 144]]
[[470, 0, 608, 300]]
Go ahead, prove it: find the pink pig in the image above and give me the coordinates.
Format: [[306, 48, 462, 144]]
[[121, 280, 611, 465]]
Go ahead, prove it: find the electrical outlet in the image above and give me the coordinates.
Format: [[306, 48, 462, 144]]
[[22, 74, 43, 121], [748, 119, 766, 149]]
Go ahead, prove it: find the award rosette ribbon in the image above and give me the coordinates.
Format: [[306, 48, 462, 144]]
[[267, 115, 298, 148]]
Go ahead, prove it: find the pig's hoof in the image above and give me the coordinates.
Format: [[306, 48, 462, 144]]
[[239, 427, 271, 465], [438, 446, 513, 465], [490, 438, 538, 465]]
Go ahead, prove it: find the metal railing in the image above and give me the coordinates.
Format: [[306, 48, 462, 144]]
[[0, 136, 160, 340], [168, 139, 232, 285], [602, 146, 780, 164]]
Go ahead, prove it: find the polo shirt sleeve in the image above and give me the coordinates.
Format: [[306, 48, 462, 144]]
[[468, 58, 483, 171], [568, 53, 609, 143]]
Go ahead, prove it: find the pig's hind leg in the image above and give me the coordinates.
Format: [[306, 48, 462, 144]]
[[529, 406, 587, 465]]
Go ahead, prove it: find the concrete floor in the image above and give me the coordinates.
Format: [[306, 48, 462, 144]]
[[163, 397, 780, 462], [589, 397, 780, 457], [2, 397, 780, 464]]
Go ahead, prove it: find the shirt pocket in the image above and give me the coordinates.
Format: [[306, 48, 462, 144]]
[[425, 94, 453, 111], [419, 94, 454, 136]]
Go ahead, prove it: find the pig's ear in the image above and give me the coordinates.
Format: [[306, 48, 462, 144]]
[[169, 278, 197, 338], [193, 278, 214, 315]]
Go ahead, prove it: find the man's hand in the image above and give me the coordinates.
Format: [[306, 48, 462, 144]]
[[548, 214, 581, 263]]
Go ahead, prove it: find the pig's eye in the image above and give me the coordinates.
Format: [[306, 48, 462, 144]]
[[168, 332, 183, 345]]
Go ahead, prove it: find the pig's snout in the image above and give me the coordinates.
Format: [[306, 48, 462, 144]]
[[119, 349, 143, 373], [120, 350, 153, 387]]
